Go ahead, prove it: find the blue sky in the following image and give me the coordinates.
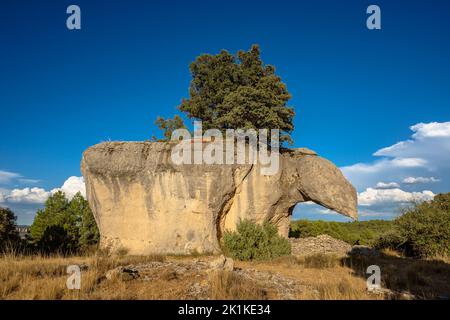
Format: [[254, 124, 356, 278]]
[[1, 0, 450, 224]]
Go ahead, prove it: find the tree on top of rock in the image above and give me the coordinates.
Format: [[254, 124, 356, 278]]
[[152, 115, 186, 142], [178, 45, 295, 144]]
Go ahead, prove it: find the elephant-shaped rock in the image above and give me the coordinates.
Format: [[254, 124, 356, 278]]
[[81, 141, 357, 255]]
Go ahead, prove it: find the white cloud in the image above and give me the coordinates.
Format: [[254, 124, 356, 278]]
[[390, 157, 427, 167], [0, 170, 21, 184], [0, 170, 39, 186], [403, 176, 440, 184], [375, 182, 400, 189], [342, 121, 450, 192], [317, 208, 339, 215], [411, 122, 450, 139], [340, 121, 450, 218], [18, 178, 40, 184], [371, 122, 450, 168], [7, 187, 51, 204], [0, 176, 86, 205], [359, 210, 393, 218], [51, 176, 86, 199], [358, 188, 435, 206]]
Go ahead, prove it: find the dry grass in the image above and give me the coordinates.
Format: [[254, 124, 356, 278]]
[[0, 251, 166, 300], [0, 250, 448, 300], [303, 253, 340, 269], [208, 270, 268, 300], [235, 254, 377, 300]]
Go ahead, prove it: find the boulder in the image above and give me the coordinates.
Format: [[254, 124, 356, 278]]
[[210, 255, 234, 272], [81, 141, 357, 255]]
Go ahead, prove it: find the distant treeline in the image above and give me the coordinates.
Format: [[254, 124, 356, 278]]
[[290, 219, 394, 246]]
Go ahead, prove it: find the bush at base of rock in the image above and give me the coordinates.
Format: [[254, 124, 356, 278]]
[[222, 220, 291, 261]]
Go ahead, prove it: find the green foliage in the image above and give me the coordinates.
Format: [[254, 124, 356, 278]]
[[178, 45, 295, 144], [29, 191, 99, 254], [290, 219, 395, 246], [386, 194, 450, 258], [73, 193, 100, 250], [373, 230, 405, 251], [0, 207, 20, 249], [223, 220, 291, 261], [153, 115, 186, 141]]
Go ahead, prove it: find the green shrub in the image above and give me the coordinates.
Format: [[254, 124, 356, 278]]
[[396, 195, 450, 258], [373, 230, 405, 251], [223, 220, 291, 261], [375, 193, 450, 258]]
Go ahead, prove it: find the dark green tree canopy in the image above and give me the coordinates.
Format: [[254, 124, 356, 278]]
[[30, 191, 99, 253], [0, 207, 20, 247], [178, 45, 295, 144], [152, 115, 186, 141]]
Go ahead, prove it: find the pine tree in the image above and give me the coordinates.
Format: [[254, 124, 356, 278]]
[[75, 192, 100, 250], [178, 45, 295, 144], [152, 115, 186, 141], [29, 191, 99, 253]]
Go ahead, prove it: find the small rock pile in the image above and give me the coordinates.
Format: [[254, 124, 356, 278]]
[[289, 234, 352, 257]]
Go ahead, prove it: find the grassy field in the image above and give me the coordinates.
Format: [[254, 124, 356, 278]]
[[1, 250, 448, 300]]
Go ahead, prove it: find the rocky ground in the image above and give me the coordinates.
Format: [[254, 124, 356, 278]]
[[289, 235, 352, 257], [100, 235, 357, 300], [102, 256, 308, 299], [96, 235, 449, 300], [2, 235, 449, 300]]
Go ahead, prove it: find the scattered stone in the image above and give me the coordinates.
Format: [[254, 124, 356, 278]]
[[234, 268, 306, 300], [209, 255, 234, 272], [367, 287, 393, 298], [396, 291, 416, 300], [187, 281, 208, 298], [102, 258, 305, 299], [79, 263, 89, 271], [289, 235, 352, 257], [105, 266, 140, 281], [368, 287, 416, 300]]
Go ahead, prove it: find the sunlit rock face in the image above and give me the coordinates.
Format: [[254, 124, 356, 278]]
[[81, 142, 357, 255]]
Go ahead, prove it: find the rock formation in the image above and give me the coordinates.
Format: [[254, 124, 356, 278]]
[[81, 141, 357, 255]]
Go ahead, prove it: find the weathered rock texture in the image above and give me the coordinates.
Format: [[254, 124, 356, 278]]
[[289, 235, 352, 257], [81, 141, 357, 255]]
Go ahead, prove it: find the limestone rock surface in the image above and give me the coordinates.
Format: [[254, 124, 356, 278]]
[[81, 141, 357, 255]]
